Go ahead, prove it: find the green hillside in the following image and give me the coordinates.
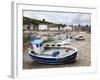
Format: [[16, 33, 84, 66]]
[[23, 16, 53, 25]]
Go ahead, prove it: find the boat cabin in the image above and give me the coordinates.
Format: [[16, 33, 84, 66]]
[[31, 39, 44, 54]]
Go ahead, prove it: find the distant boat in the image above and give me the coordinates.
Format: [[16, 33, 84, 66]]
[[75, 37, 85, 41], [28, 38, 78, 64], [74, 35, 85, 41], [57, 39, 71, 45]]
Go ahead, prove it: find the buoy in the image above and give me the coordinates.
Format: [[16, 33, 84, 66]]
[[65, 48, 69, 52]]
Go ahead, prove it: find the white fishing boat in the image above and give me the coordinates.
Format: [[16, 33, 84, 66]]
[[28, 38, 78, 64]]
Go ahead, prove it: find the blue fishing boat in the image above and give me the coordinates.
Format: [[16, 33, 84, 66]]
[[28, 39, 78, 64]]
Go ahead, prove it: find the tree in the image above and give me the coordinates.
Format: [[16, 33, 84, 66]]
[[57, 24, 61, 31], [43, 19, 45, 22]]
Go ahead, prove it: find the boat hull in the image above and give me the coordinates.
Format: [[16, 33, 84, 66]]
[[29, 52, 77, 64]]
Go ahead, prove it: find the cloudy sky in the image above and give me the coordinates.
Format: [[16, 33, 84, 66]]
[[23, 10, 91, 25]]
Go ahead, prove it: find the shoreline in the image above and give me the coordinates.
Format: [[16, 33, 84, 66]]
[[23, 32, 91, 69]]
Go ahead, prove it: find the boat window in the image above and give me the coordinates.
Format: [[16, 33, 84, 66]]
[[46, 44, 49, 46], [40, 42, 43, 47], [40, 44, 41, 47], [51, 44, 55, 46], [36, 44, 38, 47], [40, 43, 42, 47], [57, 44, 61, 46]]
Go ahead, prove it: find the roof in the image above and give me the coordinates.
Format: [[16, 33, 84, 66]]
[[31, 39, 43, 45]]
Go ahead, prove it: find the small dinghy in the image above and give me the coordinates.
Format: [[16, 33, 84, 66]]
[[28, 39, 78, 64], [75, 37, 85, 41], [74, 35, 85, 41]]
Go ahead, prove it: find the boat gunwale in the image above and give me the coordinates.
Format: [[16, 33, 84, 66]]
[[28, 46, 78, 59]]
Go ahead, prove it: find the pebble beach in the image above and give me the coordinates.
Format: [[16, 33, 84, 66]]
[[23, 32, 91, 69]]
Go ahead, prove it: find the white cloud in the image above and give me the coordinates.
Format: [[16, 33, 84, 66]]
[[79, 14, 91, 25], [23, 10, 91, 25]]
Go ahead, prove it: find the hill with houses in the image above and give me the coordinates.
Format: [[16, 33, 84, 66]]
[[23, 16, 54, 25], [23, 16, 91, 33]]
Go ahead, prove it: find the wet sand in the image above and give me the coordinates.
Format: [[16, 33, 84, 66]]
[[23, 32, 91, 69]]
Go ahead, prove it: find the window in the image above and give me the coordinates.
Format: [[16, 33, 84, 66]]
[[36, 44, 38, 47], [51, 44, 55, 46], [40, 44, 42, 47], [57, 44, 61, 46], [40, 42, 43, 47]]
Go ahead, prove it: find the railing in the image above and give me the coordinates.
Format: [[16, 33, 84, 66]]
[[44, 43, 69, 48]]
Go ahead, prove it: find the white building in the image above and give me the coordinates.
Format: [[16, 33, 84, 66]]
[[65, 25, 72, 31], [39, 24, 48, 30]]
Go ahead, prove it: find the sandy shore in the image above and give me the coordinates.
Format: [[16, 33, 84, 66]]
[[23, 32, 91, 69]]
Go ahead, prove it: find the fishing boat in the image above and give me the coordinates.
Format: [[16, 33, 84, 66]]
[[74, 35, 85, 41], [75, 37, 85, 41], [28, 39, 78, 64]]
